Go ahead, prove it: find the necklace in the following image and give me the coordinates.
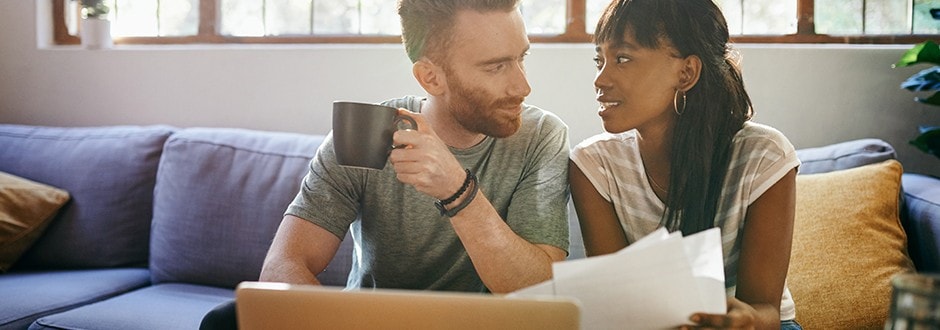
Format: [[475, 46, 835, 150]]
[[645, 170, 667, 193]]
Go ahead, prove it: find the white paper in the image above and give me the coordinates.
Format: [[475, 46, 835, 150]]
[[509, 227, 726, 330]]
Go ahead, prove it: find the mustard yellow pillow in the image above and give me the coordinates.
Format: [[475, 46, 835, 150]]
[[788, 159, 914, 329], [0, 171, 70, 272]]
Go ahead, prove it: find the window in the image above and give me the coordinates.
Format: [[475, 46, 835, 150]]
[[53, 0, 940, 45]]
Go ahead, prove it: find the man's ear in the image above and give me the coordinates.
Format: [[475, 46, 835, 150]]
[[413, 59, 447, 96], [678, 55, 702, 92]]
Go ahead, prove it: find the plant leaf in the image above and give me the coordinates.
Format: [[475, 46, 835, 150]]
[[901, 67, 940, 92], [895, 41, 940, 67], [910, 126, 940, 160]]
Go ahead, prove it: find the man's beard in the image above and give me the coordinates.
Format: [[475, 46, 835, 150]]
[[446, 75, 524, 138]]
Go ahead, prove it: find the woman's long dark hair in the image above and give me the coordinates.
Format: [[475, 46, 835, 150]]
[[595, 0, 752, 235]]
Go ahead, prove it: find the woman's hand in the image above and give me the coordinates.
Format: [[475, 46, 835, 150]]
[[680, 297, 757, 330]]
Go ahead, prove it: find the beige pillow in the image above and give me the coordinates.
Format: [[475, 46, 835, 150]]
[[0, 171, 70, 272], [788, 159, 914, 329]]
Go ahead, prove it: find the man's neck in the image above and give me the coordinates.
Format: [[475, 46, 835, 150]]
[[422, 98, 487, 149]]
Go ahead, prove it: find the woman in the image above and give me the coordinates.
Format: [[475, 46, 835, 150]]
[[569, 0, 802, 329]]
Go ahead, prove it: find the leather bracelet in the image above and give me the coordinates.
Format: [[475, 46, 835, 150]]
[[438, 169, 472, 206], [436, 174, 478, 217]]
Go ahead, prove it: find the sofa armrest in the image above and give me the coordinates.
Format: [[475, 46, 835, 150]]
[[901, 173, 940, 272]]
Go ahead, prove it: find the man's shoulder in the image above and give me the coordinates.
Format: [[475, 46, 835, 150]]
[[520, 103, 568, 135], [380, 95, 424, 112]]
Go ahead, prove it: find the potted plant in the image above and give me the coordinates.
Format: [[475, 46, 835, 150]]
[[894, 40, 940, 159], [79, 0, 112, 49]]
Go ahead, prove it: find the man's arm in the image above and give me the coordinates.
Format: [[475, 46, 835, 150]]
[[259, 215, 342, 285], [389, 111, 567, 293], [447, 190, 567, 293]]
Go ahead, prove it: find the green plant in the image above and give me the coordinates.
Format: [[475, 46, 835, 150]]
[[894, 40, 940, 160], [80, 0, 110, 19]]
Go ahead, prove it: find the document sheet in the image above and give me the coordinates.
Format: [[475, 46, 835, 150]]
[[509, 227, 727, 330]]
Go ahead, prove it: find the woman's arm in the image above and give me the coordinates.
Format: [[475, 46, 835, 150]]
[[569, 160, 629, 256], [688, 168, 797, 329]]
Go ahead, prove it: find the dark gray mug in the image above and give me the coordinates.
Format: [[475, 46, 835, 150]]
[[332, 101, 418, 170]]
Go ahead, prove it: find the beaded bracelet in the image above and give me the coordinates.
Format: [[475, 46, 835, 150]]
[[438, 169, 472, 206], [435, 170, 478, 217], [440, 177, 478, 217]]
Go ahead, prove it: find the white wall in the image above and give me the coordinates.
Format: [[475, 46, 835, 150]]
[[3, 1, 939, 176]]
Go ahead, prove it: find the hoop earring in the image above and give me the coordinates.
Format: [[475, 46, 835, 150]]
[[673, 89, 687, 116]]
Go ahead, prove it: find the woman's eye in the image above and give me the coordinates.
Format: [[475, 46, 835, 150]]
[[616, 56, 630, 64], [593, 56, 603, 69]]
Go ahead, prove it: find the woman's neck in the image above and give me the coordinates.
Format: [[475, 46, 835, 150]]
[[637, 120, 675, 197]]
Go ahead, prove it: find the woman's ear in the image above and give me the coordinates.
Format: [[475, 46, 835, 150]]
[[678, 55, 702, 92], [413, 59, 447, 96]]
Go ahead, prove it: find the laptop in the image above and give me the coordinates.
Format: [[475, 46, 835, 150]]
[[235, 281, 581, 330]]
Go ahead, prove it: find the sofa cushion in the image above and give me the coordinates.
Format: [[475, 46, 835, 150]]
[[0, 172, 70, 272], [0, 125, 175, 269], [788, 159, 915, 329], [150, 128, 325, 288], [0, 268, 150, 329], [28, 283, 232, 330], [795, 138, 896, 174], [901, 173, 940, 272]]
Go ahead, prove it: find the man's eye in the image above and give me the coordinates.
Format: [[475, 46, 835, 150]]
[[617, 56, 630, 64], [489, 64, 506, 72], [593, 56, 603, 69]]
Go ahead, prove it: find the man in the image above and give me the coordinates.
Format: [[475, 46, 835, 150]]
[[201, 0, 568, 327]]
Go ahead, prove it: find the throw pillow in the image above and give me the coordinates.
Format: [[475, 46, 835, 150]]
[[788, 159, 914, 329], [0, 171, 70, 272]]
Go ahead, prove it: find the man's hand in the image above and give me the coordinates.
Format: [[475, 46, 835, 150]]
[[388, 109, 467, 200]]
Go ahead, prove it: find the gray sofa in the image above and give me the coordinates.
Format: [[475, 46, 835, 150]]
[[0, 124, 938, 329]]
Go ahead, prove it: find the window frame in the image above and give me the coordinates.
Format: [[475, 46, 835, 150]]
[[52, 0, 939, 45]]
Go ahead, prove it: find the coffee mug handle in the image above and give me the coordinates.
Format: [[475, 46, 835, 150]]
[[395, 115, 418, 131]]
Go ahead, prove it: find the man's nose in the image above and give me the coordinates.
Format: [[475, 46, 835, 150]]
[[509, 62, 531, 98]]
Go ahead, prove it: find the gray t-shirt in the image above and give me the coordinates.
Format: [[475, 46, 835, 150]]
[[286, 95, 570, 292]]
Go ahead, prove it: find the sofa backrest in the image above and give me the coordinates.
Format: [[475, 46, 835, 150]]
[[148, 127, 335, 288], [0, 124, 175, 269], [795, 138, 896, 175]]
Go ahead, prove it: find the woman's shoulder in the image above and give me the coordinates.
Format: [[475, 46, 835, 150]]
[[570, 130, 640, 165], [573, 130, 638, 151], [733, 121, 797, 156]]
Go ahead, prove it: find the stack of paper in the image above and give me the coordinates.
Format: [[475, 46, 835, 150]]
[[509, 227, 727, 329]]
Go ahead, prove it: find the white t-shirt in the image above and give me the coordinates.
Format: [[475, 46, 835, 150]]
[[570, 121, 800, 321]]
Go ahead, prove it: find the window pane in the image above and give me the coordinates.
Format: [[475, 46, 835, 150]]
[[586, 0, 782, 36], [865, 0, 911, 34], [113, 0, 158, 37], [714, 0, 743, 35], [585, 0, 606, 34], [742, 0, 796, 34], [67, 0, 80, 35], [159, 0, 198, 36], [266, 0, 311, 35], [64, 0, 940, 42], [360, 0, 400, 35], [914, 0, 940, 33], [221, 0, 264, 36], [816, 0, 863, 34], [521, 0, 565, 34], [313, 0, 358, 34]]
